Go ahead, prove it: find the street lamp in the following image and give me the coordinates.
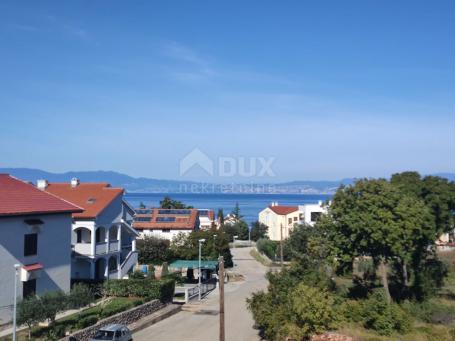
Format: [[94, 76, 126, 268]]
[[12, 264, 20, 341], [198, 239, 206, 301], [213, 234, 219, 257], [233, 235, 238, 248]]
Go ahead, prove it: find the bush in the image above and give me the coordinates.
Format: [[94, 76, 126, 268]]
[[67, 283, 95, 309], [256, 238, 278, 260], [129, 270, 146, 279], [103, 278, 175, 302], [77, 315, 98, 329], [359, 291, 411, 336], [100, 300, 134, 318]]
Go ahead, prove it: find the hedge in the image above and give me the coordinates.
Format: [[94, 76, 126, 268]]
[[103, 278, 175, 302]]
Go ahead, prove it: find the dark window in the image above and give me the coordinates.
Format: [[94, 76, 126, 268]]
[[311, 212, 322, 222], [293, 217, 298, 221], [23, 279, 36, 298], [96, 228, 101, 243], [115, 330, 122, 338], [288, 218, 292, 224], [161, 229, 171, 233], [24, 234, 38, 256], [76, 230, 82, 243]]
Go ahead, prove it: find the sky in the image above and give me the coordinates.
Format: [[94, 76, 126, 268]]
[[0, 1, 454, 182]]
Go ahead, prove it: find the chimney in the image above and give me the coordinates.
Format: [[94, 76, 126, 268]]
[[71, 177, 80, 188], [36, 179, 48, 190]]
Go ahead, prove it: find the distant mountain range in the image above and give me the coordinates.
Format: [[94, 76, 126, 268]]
[[1, 168, 454, 194]]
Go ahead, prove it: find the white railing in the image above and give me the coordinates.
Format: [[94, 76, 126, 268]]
[[95, 242, 107, 255], [74, 243, 91, 255], [109, 241, 119, 252], [119, 251, 138, 278]]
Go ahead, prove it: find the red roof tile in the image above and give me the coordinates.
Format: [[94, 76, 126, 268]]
[[269, 205, 299, 215], [0, 174, 83, 217], [45, 183, 124, 219]]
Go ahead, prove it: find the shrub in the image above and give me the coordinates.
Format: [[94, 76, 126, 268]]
[[67, 283, 95, 309], [41, 291, 67, 323], [359, 291, 411, 336], [100, 299, 134, 318], [77, 315, 98, 329], [103, 278, 175, 302], [129, 270, 146, 279], [256, 238, 277, 260]]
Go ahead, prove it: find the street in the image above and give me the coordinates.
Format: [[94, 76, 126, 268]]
[[133, 246, 268, 341]]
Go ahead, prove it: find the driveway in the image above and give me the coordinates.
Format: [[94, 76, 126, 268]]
[[133, 246, 268, 341]]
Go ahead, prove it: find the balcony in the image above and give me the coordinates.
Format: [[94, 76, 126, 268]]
[[73, 243, 91, 255]]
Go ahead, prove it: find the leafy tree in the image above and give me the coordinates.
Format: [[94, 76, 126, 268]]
[[159, 196, 193, 209], [139, 201, 146, 209], [250, 221, 268, 241], [40, 291, 66, 324], [231, 202, 243, 220], [222, 220, 249, 240], [320, 179, 436, 302], [67, 283, 95, 309], [137, 236, 172, 264], [17, 296, 45, 340]]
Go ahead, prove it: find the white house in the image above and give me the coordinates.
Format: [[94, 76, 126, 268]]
[[0, 174, 82, 323], [42, 179, 138, 280], [258, 201, 327, 241]]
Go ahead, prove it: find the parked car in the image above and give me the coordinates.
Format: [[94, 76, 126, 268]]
[[89, 324, 133, 341]]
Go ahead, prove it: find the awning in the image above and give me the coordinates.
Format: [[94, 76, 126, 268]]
[[20, 263, 44, 282], [170, 260, 218, 270]]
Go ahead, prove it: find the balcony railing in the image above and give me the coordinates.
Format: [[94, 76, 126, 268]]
[[74, 243, 91, 255]]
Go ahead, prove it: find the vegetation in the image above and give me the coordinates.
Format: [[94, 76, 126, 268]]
[[159, 196, 193, 209], [250, 221, 268, 241], [103, 278, 175, 302], [137, 236, 173, 264], [248, 172, 455, 340]]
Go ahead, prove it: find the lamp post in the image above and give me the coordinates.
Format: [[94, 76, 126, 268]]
[[198, 239, 206, 301], [213, 234, 218, 257], [233, 235, 238, 248], [248, 228, 251, 245], [12, 264, 20, 341]]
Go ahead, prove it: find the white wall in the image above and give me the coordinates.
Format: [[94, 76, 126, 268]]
[[0, 213, 72, 323], [138, 229, 192, 241]]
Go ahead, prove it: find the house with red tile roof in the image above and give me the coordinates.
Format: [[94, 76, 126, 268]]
[[0, 174, 82, 322], [41, 178, 139, 281], [258, 201, 327, 241], [133, 208, 201, 240]]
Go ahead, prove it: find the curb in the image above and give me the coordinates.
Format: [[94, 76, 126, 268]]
[[128, 304, 182, 333]]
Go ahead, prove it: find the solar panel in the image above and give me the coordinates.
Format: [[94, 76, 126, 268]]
[[156, 217, 176, 222], [157, 209, 191, 215], [134, 217, 152, 222]]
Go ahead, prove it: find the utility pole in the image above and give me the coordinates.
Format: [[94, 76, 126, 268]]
[[280, 224, 284, 267], [219, 256, 225, 341], [12, 264, 20, 341]]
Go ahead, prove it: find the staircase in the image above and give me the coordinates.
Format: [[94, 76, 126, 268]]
[[119, 250, 138, 278]]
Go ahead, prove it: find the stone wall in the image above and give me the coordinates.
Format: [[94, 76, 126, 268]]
[[59, 299, 165, 341]]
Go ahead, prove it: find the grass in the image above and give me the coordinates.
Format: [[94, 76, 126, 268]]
[[250, 248, 273, 266], [0, 297, 143, 341]]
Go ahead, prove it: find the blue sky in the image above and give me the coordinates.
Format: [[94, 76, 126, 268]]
[[0, 1, 454, 182]]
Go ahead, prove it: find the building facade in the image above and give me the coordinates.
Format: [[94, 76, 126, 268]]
[[42, 179, 138, 280], [258, 201, 327, 241], [0, 175, 82, 323]]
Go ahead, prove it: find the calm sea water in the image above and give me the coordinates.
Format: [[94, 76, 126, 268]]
[[124, 193, 332, 225]]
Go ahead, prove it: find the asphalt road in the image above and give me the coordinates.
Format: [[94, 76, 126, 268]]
[[133, 246, 268, 341]]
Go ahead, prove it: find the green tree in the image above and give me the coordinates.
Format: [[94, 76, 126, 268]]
[[217, 208, 224, 227], [40, 291, 66, 324], [137, 236, 172, 264], [67, 283, 95, 309], [250, 221, 268, 241], [320, 179, 436, 302], [159, 196, 193, 209], [17, 296, 45, 340], [139, 201, 146, 209], [231, 202, 242, 220]]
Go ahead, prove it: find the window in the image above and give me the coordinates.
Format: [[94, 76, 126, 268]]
[[161, 229, 170, 233], [76, 229, 82, 243], [96, 228, 101, 243], [24, 234, 38, 256], [288, 218, 292, 225], [311, 212, 322, 222], [293, 216, 298, 221], [299, 213, 304, 220], [23, 279, 36, 298]]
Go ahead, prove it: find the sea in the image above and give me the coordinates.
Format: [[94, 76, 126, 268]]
[[124, 193, 332, 225]]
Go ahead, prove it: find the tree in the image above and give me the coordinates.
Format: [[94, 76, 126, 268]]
[[17, 296, 45, 340], [222, 220, 249, 240], [40, 291, 66, 324], [217, 208, 224, 227], [67, 283, 95, 309], [139, 201, 146, 209], [250, 221, 268, 241], [137, 236, 172, 264], [231, 202, 242, 220], [320, 179, 436, 302], [159, 196, 193, 209]]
